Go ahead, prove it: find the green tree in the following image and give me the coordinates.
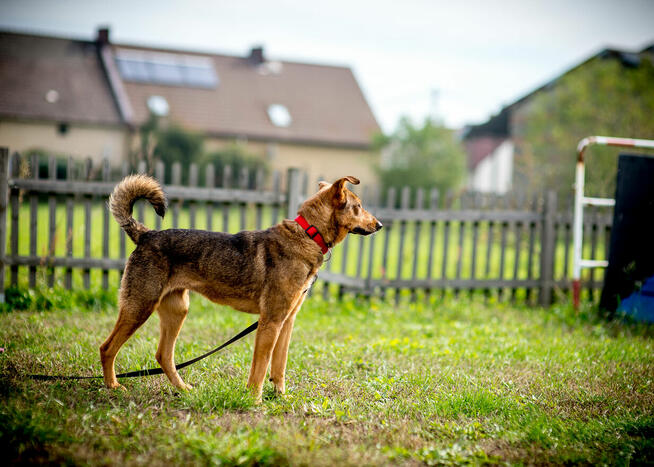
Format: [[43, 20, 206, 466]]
[[375, 117, 466, 202], [516, 55, 654, 199], [153, 123, 204, 168], [131, 115, 205, 173], [132, 114, 268, 186]]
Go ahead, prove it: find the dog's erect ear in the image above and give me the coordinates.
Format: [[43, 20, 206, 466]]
[[331, 176, 360, 207], [332, 176, 360, 189], [342, 176, 360, 185], [318, 181, 330, 190]]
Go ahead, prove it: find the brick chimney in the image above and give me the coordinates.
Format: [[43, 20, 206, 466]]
[[94, 25, 134, 125], [96, 27, 110, 45], [248, 46, 265, 64]]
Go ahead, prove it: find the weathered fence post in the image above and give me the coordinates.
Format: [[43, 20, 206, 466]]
[[539, 190, 557, 306], [10, 152, 20, 287], [0, 147, 8, 302], [286, 168, 302, 219]]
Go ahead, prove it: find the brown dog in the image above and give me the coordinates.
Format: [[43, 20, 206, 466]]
[[100, 174, 382, 401]]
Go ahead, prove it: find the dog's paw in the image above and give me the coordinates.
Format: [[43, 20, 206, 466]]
[[107, 382, 127, 391], [270, 378, 285, 396], [171, 382, 193, 391]]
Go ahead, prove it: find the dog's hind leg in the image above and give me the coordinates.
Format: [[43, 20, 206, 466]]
[[100, 297, 157, 389], [155, 289, 192, 390]]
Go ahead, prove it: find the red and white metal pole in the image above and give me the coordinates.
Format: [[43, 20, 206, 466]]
[[572, 136, 654, 309]]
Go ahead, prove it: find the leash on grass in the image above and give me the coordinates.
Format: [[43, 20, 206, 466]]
[[12, 321, 259, 381]]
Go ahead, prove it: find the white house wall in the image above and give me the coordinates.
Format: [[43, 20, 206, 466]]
[[469, 140, 514, 194]]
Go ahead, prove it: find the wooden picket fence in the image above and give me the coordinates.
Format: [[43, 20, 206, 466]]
[[322, 188, 610, 306], [0, 148, 611, 305]]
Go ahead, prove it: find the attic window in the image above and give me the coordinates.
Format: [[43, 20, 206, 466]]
[[45, 89, 59, 103], [147, 95, 169, 117], [267, 104, 291, 128], [115, 50, 218, 88]]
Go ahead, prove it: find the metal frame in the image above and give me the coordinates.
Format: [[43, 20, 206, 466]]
[[572, 136, 654, 308]]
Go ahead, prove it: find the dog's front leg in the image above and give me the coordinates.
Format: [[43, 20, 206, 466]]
[[270, 295, 304, 395], [247, 319, 283, 402]]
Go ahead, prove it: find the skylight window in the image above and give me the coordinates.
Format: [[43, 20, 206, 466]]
[[147, 95, 169, 117], [117, 58, 148, 81], [183, 66, 218, 87], [267, 104, 292, 128], [115, 50, 219, 88], [148, 61, 184, 84]]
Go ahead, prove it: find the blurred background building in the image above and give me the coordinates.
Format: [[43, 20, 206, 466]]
[[1, 0, 653, 198], [0, 28, 380, 185], [463, 44, 654, 197]]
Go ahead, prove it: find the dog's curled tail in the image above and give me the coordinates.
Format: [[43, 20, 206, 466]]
[[109, 174, 167, 244]]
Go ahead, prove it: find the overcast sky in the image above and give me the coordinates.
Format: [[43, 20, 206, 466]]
[[1, 0, 653, 132]]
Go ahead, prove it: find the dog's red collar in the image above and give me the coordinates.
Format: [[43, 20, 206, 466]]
[[295, 215, 329, 255]]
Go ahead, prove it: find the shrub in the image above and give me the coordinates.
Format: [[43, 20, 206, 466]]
[[204, 143, 269, 188]]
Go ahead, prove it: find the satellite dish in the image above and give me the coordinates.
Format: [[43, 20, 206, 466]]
[[147, 95, 169, 117]]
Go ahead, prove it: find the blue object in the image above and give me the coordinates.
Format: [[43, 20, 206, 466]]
[[618, 275, 654, 322]]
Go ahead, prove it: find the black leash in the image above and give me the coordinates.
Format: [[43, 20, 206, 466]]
[[15, 321, 259, 381]]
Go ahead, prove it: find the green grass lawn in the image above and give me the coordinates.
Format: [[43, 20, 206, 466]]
[[1, 290, 652, 465]]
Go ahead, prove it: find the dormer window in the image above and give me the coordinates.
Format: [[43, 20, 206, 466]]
[[267, 104, 291, 127], [147, 95, 169, 117]]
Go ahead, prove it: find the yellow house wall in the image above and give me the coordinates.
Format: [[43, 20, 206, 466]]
[[0, 121, 378, 190], [0, 120, 128, 165], [205, 138, 379, 192]]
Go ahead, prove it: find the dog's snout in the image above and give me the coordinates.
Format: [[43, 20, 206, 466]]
[[375, 220, 383, 231]]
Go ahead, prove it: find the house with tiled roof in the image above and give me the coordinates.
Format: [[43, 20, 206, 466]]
[[463, 44, 654, 194], [0, 28, 380, 185]]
